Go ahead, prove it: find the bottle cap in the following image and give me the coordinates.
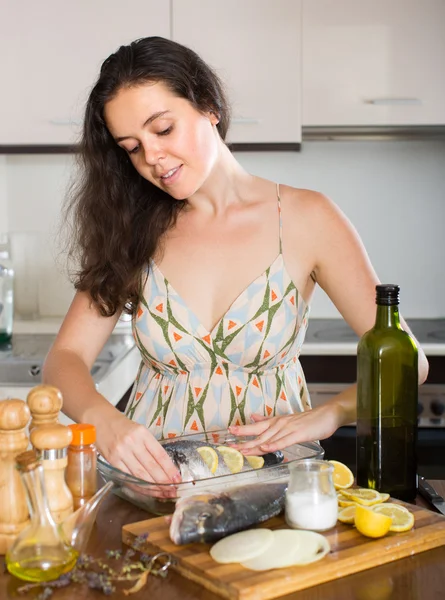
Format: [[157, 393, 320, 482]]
[[375, 284, 400, 305], [68, 423, 96, 446], [16, 449, 41, 472]]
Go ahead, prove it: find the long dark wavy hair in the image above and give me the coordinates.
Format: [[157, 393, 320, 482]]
[[64, 36, 230, 316]]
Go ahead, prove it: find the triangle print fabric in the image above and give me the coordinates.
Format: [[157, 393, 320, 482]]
[[125, 253, 312, 440]]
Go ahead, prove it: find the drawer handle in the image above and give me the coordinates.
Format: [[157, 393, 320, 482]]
[[364, 98, 422, 106]]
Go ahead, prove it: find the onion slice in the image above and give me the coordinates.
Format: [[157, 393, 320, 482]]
[[240, 530, 330, 571], [210, 529, 274, 564]]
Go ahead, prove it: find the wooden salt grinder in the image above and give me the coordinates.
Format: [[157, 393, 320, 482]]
[[0, 399, 31, 554], [27, 384, 64, 433], [30, 424, 74, 524]]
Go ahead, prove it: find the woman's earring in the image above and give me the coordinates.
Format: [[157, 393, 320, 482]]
[[210, 111, 220, 126]]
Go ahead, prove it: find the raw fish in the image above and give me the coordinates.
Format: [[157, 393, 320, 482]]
[[169, 481, 288, 544], [161, 439, 284, 482], [161, 440, 231, 481]]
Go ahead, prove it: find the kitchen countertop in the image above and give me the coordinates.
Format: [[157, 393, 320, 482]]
[[12, 316, 133, 335], [11, 316, 445, 355], [2, 481, 444, 600]]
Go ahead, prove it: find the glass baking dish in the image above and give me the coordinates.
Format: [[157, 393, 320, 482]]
[[96, 429, 324, 515]]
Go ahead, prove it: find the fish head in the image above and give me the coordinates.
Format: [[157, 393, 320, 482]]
[[169, 493, 230, 545]]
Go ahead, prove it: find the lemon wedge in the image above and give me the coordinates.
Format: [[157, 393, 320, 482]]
[[196, 446, 219, 474], [216, 446, 245, 474], [372, 503, 415, 532], [245, 455, 265, 470], [354, 505, 392, 538], [340, 488, 384, 506], [328, 460, 354, 490], [338, 505, 356, 524]]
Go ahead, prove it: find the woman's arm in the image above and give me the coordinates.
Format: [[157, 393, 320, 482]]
[[43, 291, 180, 484], [230, 190, 428, 452], [308, 192, 428, 384]]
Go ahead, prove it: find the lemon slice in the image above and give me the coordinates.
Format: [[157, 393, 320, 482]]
[[337, 492, 357, 507], [216, 446, 245, 474], [338, 505, 356, 524], [376, 493, 390, 503], [372, 504, 415, 532], [245, 455, 265, 470], [196, 446, 219, 474], [340, 488, 384, 506], [328, 460, 354, 490], [354, 505, 392, 538]]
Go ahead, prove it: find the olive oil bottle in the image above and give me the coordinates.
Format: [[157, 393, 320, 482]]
[[356, 284, 418, 501]]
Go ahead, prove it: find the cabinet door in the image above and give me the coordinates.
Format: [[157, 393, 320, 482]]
[[302, 0, 445, 126], [0, 1, 170, 146], [172, 0, 302, 144]]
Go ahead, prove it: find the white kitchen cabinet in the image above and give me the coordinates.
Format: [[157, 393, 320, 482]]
[[172, 0, 302, 145], [302, 0, 445, 126], [0, 1, 170, 147]]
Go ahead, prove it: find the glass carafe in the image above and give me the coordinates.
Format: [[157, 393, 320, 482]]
[[285, 459, 338, 531], [5, 450, 78, 582]]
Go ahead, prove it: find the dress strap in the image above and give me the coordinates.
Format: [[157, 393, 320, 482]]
[[276, 182, 283, 254]]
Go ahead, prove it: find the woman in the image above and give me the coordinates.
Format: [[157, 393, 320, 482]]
[[43, 36, 428, 484]]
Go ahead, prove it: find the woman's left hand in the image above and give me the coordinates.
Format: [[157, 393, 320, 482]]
[[228, 403, 344, 455]]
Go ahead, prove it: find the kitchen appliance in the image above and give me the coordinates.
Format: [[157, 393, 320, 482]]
[[97, 429, 324, 514], [0, 333, 135, 387], [301, 318, 445, 479], [0, 332, 139, 427]]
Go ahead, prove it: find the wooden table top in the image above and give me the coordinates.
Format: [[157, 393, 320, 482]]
[[1, 481, 444, 600]]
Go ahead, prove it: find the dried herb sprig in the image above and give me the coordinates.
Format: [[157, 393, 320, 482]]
[[16, 533, 172, 598]]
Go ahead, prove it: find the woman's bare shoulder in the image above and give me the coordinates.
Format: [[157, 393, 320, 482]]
[[280, 184, 335, 211], [278, 184, 347, 235]]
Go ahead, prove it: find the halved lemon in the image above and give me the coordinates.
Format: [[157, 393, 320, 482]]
[[216, 446, 245, 474], [196, 446, 219, 474], [338, 505, 356, 524], [340, 488, 384, 506], [354, 505, 392, 538], [245, 455, 265, 470], [328, 460, 354, 490], [372, 503, 415, 532]]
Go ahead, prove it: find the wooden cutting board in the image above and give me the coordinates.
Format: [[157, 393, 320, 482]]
[[122, 500, 445, 600]]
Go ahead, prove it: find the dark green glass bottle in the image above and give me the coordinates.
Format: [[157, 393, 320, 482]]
[[356, 284, 418, 501]]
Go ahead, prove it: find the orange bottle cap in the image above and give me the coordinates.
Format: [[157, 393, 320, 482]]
[[68, 423, 96, 446]]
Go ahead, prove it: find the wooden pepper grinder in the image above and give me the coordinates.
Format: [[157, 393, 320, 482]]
[[26, 384, 64, 433], [30, 424, 74, 524], [0, 399, 31, 554]]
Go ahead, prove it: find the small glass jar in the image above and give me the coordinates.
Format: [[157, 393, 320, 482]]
[[0, 233, 14, 345], [285, 459, 338, 531], [65, 424, 97, 510]]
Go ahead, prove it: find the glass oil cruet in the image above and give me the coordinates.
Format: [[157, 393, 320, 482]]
[[5, 449, 78, 582]]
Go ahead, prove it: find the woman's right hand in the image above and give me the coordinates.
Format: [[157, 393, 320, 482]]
[[95, 410, 181, 485]]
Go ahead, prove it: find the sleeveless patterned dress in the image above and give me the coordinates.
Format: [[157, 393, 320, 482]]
[[125, 184, 312, 440]]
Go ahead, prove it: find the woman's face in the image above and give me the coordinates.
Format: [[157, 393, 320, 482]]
[[104, 81, 220, 200]]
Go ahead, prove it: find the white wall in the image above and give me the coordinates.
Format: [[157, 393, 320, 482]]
[[237, 140, 445, 318], [2, 139, 445, 318], [3, 154, 76, 316]]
